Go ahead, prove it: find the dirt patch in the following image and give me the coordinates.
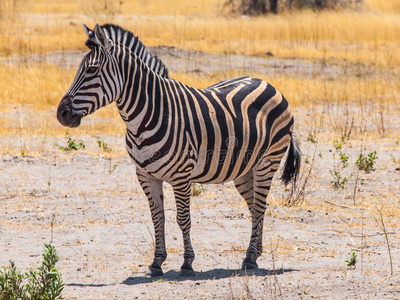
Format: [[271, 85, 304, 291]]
[[0, 103, 399, 299]]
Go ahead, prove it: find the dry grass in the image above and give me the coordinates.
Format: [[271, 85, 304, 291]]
[[173, 70, 400, 106], [364, 0, 400, 12], [3, 0, 400, 15], [0, 63, 74, 109], [0, 0, 399, 137], [0, 64, 398, 138], [1, 0, 222, 15], [1, 0, 400, 66]]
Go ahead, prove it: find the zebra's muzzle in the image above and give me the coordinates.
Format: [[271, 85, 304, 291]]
[[57, 96, 82, 128]]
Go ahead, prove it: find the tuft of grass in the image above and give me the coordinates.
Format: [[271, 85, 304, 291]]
[[355, 151, 378, 173], [59, 130, 85, 151], [330, 170, 351, 190], [306, 132, 317, 143], [345, 250, 357, 268], [339, 152, 349, 168], [97, 139, 112, 152]]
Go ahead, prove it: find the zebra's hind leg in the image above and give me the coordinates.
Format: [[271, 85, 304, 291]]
[[241, 160, 281, 271], [173, 181, 196, 277], [234, 171, 258, 270], [136, 171, 167, 277], [234, 171, 254, 213]]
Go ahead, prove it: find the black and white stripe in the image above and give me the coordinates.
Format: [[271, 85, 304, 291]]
[[57, 23, 301, 277]]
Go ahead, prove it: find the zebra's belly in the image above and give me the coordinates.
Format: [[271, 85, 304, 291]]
[[127, 140, 266, 184], [188, 145, 267, 184]]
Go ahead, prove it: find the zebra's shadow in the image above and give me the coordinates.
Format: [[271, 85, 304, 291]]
[[122, 268, 297, 285]]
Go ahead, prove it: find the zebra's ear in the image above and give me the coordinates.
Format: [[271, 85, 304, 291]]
[[83, 23, 99, 49], [83, 23, 93, 38], [94, 23, 112, 51]]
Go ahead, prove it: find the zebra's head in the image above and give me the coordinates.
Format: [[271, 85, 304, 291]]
[[57, 23, 123, 128]]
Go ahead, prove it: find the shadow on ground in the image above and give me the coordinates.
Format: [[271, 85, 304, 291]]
[[66, 268, 297, 287], [121, 268, 298, 285]]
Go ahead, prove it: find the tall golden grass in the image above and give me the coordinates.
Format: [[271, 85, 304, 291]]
[[1, 62, 397, 111], [0, 0, 399, 138], [3, 0, 400, 15], [1, 0, 399, 67], [0, 62, 397, 139], [0, 63, 74, 109]]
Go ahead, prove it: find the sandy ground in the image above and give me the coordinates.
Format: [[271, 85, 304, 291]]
[[1, 48, 400, 299]]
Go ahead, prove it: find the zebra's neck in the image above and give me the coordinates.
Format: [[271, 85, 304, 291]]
[[116, 47, 169, 140]]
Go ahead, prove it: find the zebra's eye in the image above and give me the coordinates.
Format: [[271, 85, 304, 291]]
[[86, 66, 98, 75]]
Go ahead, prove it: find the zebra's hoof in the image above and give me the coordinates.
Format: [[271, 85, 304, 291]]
[[241, 258, 258, 271], [146, 266, 163, 277], [179, 262, 195, 277], [179, 268, 196, 277]]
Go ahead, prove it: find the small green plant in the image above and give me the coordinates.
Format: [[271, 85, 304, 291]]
[[191, 183, 204, 197], [0, 244, 65, 300], [355, 151, 377, 173], [306, 132, 317, 143], [390, 155, 400, 169], [109, 163, 118, 174], [333, 139, 343, 150], [341, 133, 350, 144], [339, 152, 349, 167], [97, 140, 112, 152], [330, 170, 351, 190], [59, 130, 85, 151], [345, 250, 357, 268]]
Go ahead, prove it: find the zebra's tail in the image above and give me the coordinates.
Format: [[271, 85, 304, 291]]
[[281, 133, 301, 186]]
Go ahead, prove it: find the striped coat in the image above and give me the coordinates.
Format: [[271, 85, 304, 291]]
[[57, 23, 301, 277]]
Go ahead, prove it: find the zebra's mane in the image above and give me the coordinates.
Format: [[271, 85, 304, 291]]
[[86, 24, 169, 78]]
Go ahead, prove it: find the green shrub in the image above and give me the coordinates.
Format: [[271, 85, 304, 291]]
[[355, 151, 377, 173], [59, 130, 85, 151], [330, 170, 350, 190], [0, 244, 64, 300]]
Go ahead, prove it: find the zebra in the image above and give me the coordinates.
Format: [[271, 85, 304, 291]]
[[57, 23, 301, 277]]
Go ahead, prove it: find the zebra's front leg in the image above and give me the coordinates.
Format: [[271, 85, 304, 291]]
[[136, 171, 167, 277], [173, 181, 196, 277], [242, 161, 279, 271]]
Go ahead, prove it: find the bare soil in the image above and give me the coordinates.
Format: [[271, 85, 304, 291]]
[[0, 48, 399, 299]]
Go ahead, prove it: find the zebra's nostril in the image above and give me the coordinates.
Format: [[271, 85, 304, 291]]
[[61, 109, 69, 118]]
